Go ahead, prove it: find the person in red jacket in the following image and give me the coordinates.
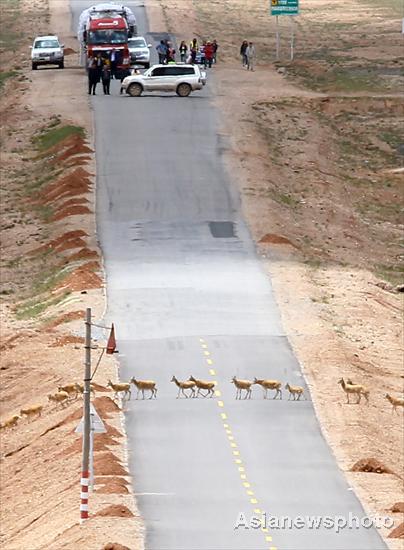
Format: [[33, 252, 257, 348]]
[[204, 41, 214, 68]]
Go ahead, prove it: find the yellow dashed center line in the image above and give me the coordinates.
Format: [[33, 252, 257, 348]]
[[198, 339, 277, 550]]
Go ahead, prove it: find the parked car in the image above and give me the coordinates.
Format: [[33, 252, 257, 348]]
[[31, 35, 64, 70], [121, 64, 207, 97], [127, 36, 152, 68]]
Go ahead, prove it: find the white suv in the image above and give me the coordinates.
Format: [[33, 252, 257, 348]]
[[31, 35, 64, 70], [128, 36, 152, 68], [121, 64, 207, 97]]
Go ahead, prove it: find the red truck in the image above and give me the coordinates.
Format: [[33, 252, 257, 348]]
[[85, 16, 131, 79]]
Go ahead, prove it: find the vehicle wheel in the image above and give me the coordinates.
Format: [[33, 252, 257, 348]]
[[127, 83, 143, 97], [144, 62, 150, 69], [32, 63, 37, 70], [58, 61, 64, 69], [176, 83, 191, 97]]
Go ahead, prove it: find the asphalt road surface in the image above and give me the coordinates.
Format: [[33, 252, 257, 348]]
[[71, 2, 386, 549]]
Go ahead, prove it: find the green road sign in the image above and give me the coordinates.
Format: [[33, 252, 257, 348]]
[[271, 0, 299, 16]]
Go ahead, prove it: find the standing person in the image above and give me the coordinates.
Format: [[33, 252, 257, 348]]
[[204, 41, 214, 68], [189, 38, 198, 64], [86, 54, 94, 70], [212, 39, 218, 63], [101, 59, 111, 95], [110, 48, 117, 78], [156, 40, 167, 64], [166, 42, 176, 63], [246, 41, 256, 71], [88, 59, 99, 95], [179, 40, 188, 62], [240, 40, 248, 67], [200, 40, 207, 68]]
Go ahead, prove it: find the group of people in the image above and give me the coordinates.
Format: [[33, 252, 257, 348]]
[[240, 41, 256, 71], [86, 37, 257, 96], [87, 50, 121, 95], [156, 39, 177, 64], [156, 38, 219, 67]]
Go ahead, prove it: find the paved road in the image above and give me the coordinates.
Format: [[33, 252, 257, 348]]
[[71, 2, 386, 549]]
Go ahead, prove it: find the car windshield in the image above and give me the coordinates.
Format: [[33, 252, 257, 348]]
[[34, 40, 59, 49], [88, 30, 127, 45], [129, 38, 146, 48]]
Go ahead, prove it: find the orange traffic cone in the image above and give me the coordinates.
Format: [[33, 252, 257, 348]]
[[106, 323, 116, 355]]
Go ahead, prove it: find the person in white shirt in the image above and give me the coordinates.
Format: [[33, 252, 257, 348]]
[[245, 41, 256, 71]]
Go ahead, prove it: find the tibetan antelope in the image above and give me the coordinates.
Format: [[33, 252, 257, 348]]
[[130, 377, 157, 399], [171, 376, 196, 398], [189, 376, 215, 398], [107, 380, 131, 400], [231, 376, 253, 399], [385, 393, 404, 414], [285, 383, 305, 401], [253, 378, 282, 400], [338, 378, 369, 404]]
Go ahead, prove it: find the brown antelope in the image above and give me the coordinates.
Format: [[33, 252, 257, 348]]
[[189, 376, 215, 398], [231, 376, 253, 399], [130, 377, 157, 399], [107, 380, 131, 400], [0, 414, 20, 430], [253, 378, 282, 400], [58, 384, 79, 400], [285, 383, 305, 401], [75, 382, 95, 398], [171, 376, 196, 398], [20, 405, 43, 421], [385, 393, 404, 414], [338, 378, 369, 404], [48, 391, 69, 407]]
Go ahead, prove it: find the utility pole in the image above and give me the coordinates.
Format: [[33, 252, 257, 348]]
[[80, 307, 92, 522]]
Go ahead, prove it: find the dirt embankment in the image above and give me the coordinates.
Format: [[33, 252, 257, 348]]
[[0, 0, 143, 548], [148, 0, 404, 546]]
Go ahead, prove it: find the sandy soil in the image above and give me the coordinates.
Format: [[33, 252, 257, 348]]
[[0, 0, 143, 548], [147, 0, 404, 547]]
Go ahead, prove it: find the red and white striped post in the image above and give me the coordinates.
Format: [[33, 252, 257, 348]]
[[80, 308, 92, 522], [80, 470, 90, 521]]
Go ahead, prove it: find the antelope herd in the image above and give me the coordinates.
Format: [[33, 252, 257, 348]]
[[1, 373, 403, 431]]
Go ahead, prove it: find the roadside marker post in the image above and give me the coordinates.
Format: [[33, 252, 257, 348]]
[[76, 403, 107, 491], [270, 0, 299, 61], [78, 308, 92, 522], [76, 309, 117, 522]]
